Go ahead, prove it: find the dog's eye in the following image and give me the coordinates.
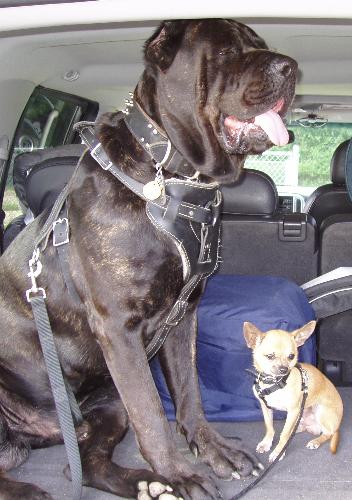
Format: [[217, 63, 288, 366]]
[[219, 48, 235, 56], [265, 354, 275, 360], [288, 354, 295, 360]]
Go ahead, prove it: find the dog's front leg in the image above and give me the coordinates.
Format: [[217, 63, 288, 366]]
[[256, 400, 275, 453], [269, 404, 301, 462], [159, 307, 261, 480], [94, 320, 221, 500]]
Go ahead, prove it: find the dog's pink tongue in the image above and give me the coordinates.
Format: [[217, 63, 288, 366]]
[[254, 110, 289, 146]]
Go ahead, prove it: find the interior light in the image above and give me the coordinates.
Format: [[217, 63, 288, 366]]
[[63, 70, 80, 82]]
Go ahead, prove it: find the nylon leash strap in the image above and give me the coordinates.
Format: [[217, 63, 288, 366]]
[[26, 215, 83, 499]]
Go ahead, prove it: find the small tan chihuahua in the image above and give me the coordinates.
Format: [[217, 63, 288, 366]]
[[243, 320, 343, 462]]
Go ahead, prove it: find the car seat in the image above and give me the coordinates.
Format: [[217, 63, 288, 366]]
[[3, 144, 85, 251], [304, 139, 352, 227], [219, 168, 318, 284]]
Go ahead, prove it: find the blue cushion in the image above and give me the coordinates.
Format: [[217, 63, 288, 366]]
[[151, 275, 316, 421]]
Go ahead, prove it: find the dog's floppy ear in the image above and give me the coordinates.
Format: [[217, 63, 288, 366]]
[[243, 322, 265, 349], [292, 320, 317, 347], [144, 21, 188, 71]]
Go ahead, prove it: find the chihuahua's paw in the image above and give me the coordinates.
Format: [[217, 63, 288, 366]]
[[256, 439, 273, 454], [306, 439, 321, 450], [269, 450, 286, 463]]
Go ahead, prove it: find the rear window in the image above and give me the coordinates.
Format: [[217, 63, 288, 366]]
[[245, 123, 352, 197]]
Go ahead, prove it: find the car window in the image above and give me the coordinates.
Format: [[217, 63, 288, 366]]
[[245, 122, 352, 199], [2, 86, 97, 228]]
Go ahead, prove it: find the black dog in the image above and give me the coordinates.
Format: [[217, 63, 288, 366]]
[[0, 19, 297, 500]]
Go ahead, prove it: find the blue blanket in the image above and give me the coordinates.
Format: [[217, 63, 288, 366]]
[[151, 275, 316, 421]]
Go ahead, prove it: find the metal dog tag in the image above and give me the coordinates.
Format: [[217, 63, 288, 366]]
[[143, 180, 162, 200]]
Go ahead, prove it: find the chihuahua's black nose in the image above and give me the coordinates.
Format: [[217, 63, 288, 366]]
[[278, 366, 289, 375]]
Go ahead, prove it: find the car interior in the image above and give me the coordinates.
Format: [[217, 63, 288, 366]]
[[0, 1, 351, 499]]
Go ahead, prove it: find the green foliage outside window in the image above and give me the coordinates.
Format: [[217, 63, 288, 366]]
[[274, 123, 352, 187]]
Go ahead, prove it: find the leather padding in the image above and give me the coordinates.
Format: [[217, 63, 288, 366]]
[[221, 168, 278, 216]]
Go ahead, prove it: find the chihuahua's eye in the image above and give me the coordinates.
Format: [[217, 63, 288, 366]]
[[265, 354, 275, 360], [288, 353, 295, 360]]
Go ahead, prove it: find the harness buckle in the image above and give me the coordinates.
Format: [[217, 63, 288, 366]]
[[91, 142, 112, 170], [53, 218, 69, 247]]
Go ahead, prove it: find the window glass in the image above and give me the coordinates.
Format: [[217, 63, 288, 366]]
[[3, 87, 89, 227], [245, 123, 352, 197]]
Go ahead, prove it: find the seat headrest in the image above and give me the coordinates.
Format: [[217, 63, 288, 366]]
[[13, 144, 85, 214], [221, 168, 278, 215], [331, 139, 351, 185]]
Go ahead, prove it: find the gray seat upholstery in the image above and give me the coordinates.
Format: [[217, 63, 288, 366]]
[[319, 214, 352, 274]]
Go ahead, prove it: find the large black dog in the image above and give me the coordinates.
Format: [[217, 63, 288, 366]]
[[0, 20, 297, 500]]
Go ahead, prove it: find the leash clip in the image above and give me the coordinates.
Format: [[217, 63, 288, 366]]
[[26, 248, 46, 302]]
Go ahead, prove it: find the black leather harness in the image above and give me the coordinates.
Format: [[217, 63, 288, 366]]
[[74, 120, 221, 357], [33, 101, 222, 361]]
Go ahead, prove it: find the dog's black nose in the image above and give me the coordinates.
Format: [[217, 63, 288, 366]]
[[278, 366, 289, 375]]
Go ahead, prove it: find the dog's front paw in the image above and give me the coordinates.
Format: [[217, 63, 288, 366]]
[[137, 481, 182, 500], [186, 423, 263, 480], [256, 438, 273, 454], [269, 449, 286, 463], [306, 439, 321, 450]]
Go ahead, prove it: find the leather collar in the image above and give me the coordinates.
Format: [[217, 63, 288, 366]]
[[123, 99, 198, 179]]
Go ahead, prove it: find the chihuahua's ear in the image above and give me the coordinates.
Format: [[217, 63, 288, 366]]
[[243, 322, 265, 349], [292, 320, 317, 347]]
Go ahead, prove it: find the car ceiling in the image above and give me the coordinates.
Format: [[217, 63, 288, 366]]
[[0, 0, 351, 139]]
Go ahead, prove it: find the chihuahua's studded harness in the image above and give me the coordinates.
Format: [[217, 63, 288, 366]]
[[252, 363, 308, 410]]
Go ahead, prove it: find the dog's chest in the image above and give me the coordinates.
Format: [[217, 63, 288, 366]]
[[254, 384, 292, 412], [265, 389, 291, 411]]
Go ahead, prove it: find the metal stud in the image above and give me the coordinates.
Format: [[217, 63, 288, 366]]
[[153, 129, 158, 135], [147, 124, 152, 129]]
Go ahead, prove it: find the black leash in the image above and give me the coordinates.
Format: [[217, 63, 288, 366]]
[[229, 364, 308, 499]]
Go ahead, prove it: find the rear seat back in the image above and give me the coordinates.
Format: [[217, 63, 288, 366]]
[[219, 169, 318, 285], [319, 213, 352, 275]]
